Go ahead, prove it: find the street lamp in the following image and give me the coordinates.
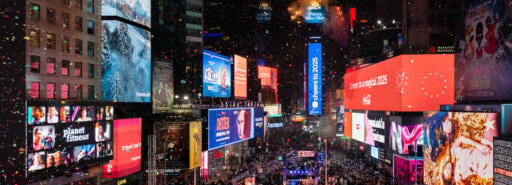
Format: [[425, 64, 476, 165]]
[[377, 20, 382, 25], [184, 95, 189, 100]]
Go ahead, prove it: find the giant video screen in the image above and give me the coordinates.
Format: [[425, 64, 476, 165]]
[[203, 50, 232, 98], [102, 0, 151, 28], [308, 42, 322, 115], [424, 112, 498, 185], [102, 118, 141, 178], [208, 108, 254, 150], [455, 0, 512, 102], [102, 20, 151, 103], [234, 55, 247, 99], [27, 102, 114, 177], [365, 112, 386, 147], [389, 118, 423, 155]]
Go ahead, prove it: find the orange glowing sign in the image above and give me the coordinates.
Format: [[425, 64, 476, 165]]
[[234, 55, 247, 99]]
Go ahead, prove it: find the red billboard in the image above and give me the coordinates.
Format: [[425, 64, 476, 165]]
[[102, 118, 142, 178], [234, 55, 247, 99], [344, 54, 454, 112], [258, 66, 278, 103]]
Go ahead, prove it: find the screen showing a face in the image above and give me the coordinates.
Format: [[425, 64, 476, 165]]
[[423, 112, 498, 185], [28, 106, 46, 125], [208, 108, 254, 150]]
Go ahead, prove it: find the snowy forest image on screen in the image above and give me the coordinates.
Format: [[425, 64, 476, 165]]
[[102, 21, 151, 103]]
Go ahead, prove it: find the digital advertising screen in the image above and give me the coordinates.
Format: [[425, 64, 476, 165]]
[[305, 6, 326, 24], [344, 54, 454, 111], [102, 118, 141, 178], [308, 42, 322, 115], [365, 113, 386, 147], [203, 50, 232, 98], [234, 55, 247, 99], [154, 122, 189, 169], [152, 61, 174, 113], [494, 137, 512, 185], [258, 66, 278, 90], [389, 118, 423, 155], [370, 146, 379, 159], [351, 112, 365, 142], [455, 0, 512, 102], [343, 112, 352, 138], [189, 121, 202, 169], [253, 107, 265, 137], [101, 0, 151, 28], [102, 20, 151, 103], [423, 112, 498, 185], [208, 108, 254, 150], [26, 102, 114, 177], [394, 155, 424, 184]]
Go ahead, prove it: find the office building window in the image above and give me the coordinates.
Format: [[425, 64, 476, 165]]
[[75, 39, 82, 55], [47, 58, 56, 74], [47, 83, 56, 99], [29, 3, 40, 22], [30, 30, 40, 47], [87, 42, 94, 56], [75, 0, 82, 9], [87, 85, 94, 100], [88, 63, 94, 78], [47, 8, 56, 24], [62, 12, 70, 29], [61, 60, 70, 76], [74, 84, 82, 99], [87, 20, 94, 34], [62, 36, 70, 53], [30, 82, 40, 99], [61, 84, 69, 99], [74, 62, 82, 77], [46, 33, 56, 50], [87, 0, 94, 13], [30, 55, 40, 73], [75, 16, 82, 32]]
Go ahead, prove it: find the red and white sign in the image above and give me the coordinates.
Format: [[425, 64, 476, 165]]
[[102, 118, 142, 178], [234, 55, 247, 99], [297, 150, 315, 158], [351, 113, 365, 142], [344, 54, 454, 111]]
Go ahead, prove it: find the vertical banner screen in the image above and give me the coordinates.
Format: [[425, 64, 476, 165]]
[[234, 55, 247, 99], [308, 43, 322, 115]]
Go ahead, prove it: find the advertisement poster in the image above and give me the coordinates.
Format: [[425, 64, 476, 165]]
[[389, 120, 423, 155], [424, 112, 498, 185], [308, 42, 322, 115], [189, 121, 202, 169], [365, 113, 386, 147], [351, 112, 365, 142], [101, 0, 151, 28], [154, 122, 189, 168], [234, 55, 247, 99], [394, 155, 423, 184], [102, 20, 151, 103], [344, 54, 454, 111], [203, 50, 232, 98], [253, 107, 265, 137], [102, 118, 141, 178], [343, 112, 352, 138], [258, 66, 278, 103], [208, 108, 253, 150], [152, 62, 174, 113], [456, 0, 512, 101]]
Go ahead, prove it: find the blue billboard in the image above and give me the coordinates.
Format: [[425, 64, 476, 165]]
[[308, 43, 322, 115], [305, 6, 325, 24], [203, 50, 232, 98], [102, 20, 151, 102], [253, 107, 264, 137], [208, 108, 255, 150]]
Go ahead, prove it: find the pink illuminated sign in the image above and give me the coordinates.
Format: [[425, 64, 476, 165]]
[[390, 122, 423, 154]]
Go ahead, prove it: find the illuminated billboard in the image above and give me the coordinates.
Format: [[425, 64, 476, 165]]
[[234, 55, 247, 99], [424, 112, 497, 185], [27, 102, 114, 177], [389, 119, 423, 155], [152, 62, 173, 113], [258, 66, 278, 90], [208, 108, 255, 150], [253, 107, 265, 137], [365, 113, 386, 147], [189, 121, 202, 169], [102, 118, 142, 178], [394, 155, 423, 184], [305, 6, 325, 24], [351, 112, 365, 142], [154, 122, 189, 168], [343, 112, 352, 138], [203, 50, 232, 98], [344, 54, 454, 111], [102, 0, 151, 28], [102, 20, 151, 102], [308, 43, 322, 115], [455, 0, 512, 102]]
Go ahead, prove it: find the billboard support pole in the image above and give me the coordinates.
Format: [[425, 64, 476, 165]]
[[325, 139, 327, 185]]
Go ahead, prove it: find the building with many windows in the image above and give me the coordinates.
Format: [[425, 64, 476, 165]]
[[26, 0, 102, 100]]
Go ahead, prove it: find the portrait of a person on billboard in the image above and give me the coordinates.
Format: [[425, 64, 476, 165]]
[[46, 150, 64, 168], [28, 106, 46, 125], [28, 152, 46, 172], [59, 106, 70, 123], [32, 125, 55, 151], [95, 122, 111, 142], [47, 106, 59, 124], [236, 109, 252, 140]]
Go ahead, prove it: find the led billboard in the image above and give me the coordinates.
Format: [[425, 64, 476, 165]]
[[389, 120, 423, 155], [189, 121, 202, 169], [152, 62, 174, 113], [258, 66, 278, 90], [102, 20, 151, 102], [424, 112, 497, 185], [344, 54, 454, 111], [203, 50, 232, 98], [394, 155, 423, 184], [102, 118, 142, 178], [455, 0, 512, 102], [208, 108, 254, 150], [102, 0, 151, 28], [343, 112, 352, 138], [234, 55, 247, 99], [253, 107, 265, 137], [351, 112, 365, 142], [305, 6, 326, 24], [27, 102, 114, 177], [308, 43, 322, 115], [154, 122, 189, 168], [365, 113, 386, 147]]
